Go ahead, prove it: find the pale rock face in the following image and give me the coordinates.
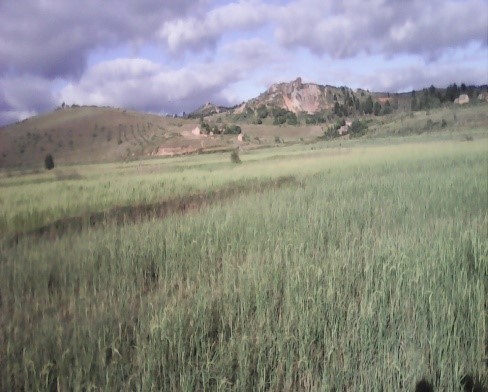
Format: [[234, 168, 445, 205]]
[[251, 77, 352, 115], [283, 83, 322, 114], [237, 133, 243, 142], [191, 126, 201, 135], [455, 94, 470, 105]]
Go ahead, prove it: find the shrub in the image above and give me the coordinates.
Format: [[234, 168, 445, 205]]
[[223, 124, 242, 135], [44, 154, 55, 170], [349, 119, 368, 137], [230, 149, 241, 164]]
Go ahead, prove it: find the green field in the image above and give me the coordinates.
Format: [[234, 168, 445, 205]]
[[1, 132, 487, 390]]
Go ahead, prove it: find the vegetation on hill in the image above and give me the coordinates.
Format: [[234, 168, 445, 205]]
[[0, 81, 487, 169]]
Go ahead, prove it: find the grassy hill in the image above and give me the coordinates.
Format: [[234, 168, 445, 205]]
[[0, 106, 214, 168], [1, 83, 487, 169]]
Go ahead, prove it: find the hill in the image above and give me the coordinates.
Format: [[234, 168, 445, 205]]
[[188, 102, 230, 118], [200, 78, 487, 125], [1, 80, 487, 169], [0, 106, 238, 168]]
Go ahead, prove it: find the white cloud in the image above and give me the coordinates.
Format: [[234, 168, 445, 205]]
[[274, 0, 488, 60], [159, 0, 271, 52], [59, 58, 247, 113]]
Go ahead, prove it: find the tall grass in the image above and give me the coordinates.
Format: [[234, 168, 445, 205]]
[[1, 144, 486, 390], [1, 137, 487, 238]]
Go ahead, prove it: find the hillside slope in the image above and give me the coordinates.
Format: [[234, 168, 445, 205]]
[[0, 106, 232, 168]]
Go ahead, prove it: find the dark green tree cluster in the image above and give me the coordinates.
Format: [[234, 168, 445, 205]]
[[199, 118, 211, 133], [411, 83, 483, 111], [382, 100, 392, 115], [304, 111, 329, 124], [411, 86, 442, 111], [256, 105, 269, 119], [272, 108, 298, 125], [362, 96, 374, 115], [199, 119, 241, 135], [373, 101, 382, 116], [253, 105, 269, 124], [222, 124, 242, 135], [349, 119, 368, 137]]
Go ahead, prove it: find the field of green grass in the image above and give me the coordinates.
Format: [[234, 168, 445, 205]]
[[1, 132, 487, 390]]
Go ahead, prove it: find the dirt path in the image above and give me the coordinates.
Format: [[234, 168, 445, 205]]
[[8, 176, 298, 245]]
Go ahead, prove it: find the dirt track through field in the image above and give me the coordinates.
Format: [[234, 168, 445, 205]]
[[8, 176, 299, 245]]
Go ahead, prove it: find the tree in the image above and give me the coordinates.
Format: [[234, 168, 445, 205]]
[[411, 96, 418, 111], [334, 102, 341, 116], [362, 95, 374, 114], [256, 105, 268, 119], [230, 149, 241, 164], [382, 100, 392, 115], [349, 119, 368, 137], [223, 124, 241, 135], [373, 101, 382, 116], [44, 154, 54, 170]]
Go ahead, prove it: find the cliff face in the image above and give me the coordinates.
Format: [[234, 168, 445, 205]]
[[248, 77, 350, 114]]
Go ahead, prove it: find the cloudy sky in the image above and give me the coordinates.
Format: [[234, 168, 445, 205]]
[[0, 0, 487, 125]]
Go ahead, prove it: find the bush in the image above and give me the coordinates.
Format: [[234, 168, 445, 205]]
[[223, 124, 242, 135], [349, 119, 368, 137], [44, 154, 54, 170], [230, 149, 241, 164]]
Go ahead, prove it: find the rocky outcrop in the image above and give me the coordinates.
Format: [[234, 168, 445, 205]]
[[249, 77, 349, 114], [454, 94, 470, 105]]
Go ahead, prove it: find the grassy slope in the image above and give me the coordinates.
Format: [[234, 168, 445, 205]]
[[0, 107, 208, 167], [2, 102, 486, 169], [1, 135, 487, 390], [1, 132, 487, 238]]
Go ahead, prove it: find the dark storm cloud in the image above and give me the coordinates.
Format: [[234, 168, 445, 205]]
[[0, 75, 56, 126], [0, 76, 54, 111], [0, 0, 202, 78]]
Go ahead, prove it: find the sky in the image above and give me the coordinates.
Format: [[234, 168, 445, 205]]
[[0, 0, 487, 125]]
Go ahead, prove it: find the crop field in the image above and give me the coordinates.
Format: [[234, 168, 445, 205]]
[[1, 133, 487, 390]]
